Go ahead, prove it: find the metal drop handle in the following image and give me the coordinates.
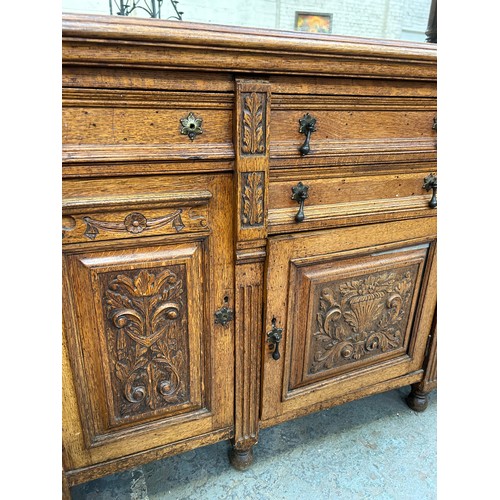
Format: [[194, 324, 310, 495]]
[[267, 317, 283, 361], [291, 181, 309, 223], [423, 174, 437, 209], [298, 113, 317, 156]]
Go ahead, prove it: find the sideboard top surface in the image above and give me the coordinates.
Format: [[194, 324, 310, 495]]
[[62, 14, 437, 81]]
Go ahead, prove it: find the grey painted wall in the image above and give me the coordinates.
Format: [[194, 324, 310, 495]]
[[62, 0, 432, 41]]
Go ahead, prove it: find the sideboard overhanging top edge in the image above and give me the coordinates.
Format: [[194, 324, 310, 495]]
[[62, 14, 437, 81]]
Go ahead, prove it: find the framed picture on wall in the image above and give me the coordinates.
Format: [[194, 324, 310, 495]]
[[295, 12, 332, 34]]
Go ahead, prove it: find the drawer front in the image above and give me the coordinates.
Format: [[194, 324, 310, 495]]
[[62, 87, 234, 176], [260, 218, 437, 424], [62, 192, 211, 245], [271, 104, 436, 144], [268, 169, 437, 232], [62, 174, 220, 245], [269, 77, 436, 167]]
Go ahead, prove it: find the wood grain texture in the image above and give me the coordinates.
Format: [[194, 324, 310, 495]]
[[259, 370, 424, 429], [65, 428, 233, 487], [260, 218, 436, 423], [269, 172, 434, 208], [234, 80, 271, 243], [62, 14, 437, 490], [62, 14, 436, 80], [415, 312, 437, 393], [63, 175, 234, 473], [230, 80, 271, 463]]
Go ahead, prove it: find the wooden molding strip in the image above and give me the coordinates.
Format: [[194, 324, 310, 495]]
[[269, 195, 433, 226], [65, 427, 232, 486], [62, 15, 436, 80], [270, 137, 436, 160], [259, 371, 423, 429], [63, 189, 213, 214], [62, 143, 235, 164], [271, 95, 436, 111], [63, 88, 234, 109]]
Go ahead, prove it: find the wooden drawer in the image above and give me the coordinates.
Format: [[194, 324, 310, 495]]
[[268, 169, 437, 233], [62, 174, 219, 244], [269, 76, 437, 168], [62, 86, 234, 177]]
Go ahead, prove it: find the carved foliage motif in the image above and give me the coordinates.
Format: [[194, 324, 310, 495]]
[[83, 210, 185, 240], [241, 92, 266, 155], [102, 266, 189, 420], [241, 172, 264, 227], [310, 267, 416, 374]]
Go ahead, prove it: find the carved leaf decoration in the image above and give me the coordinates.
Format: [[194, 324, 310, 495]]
[[242, 93, 265, 155], [83, 210, 184, 240], [316, 312, 327, 336], [241, 172, 264, 227], [115, 359, 130, 383], [309, 268, 417, 374], [103, 266, 188, 419], [336, 323, 349, 342]]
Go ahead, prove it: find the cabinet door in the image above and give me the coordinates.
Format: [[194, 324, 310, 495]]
[[62, 176, 234, 470], [261, 218, 436, 424]]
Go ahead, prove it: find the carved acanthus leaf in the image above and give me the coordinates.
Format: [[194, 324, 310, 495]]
[[241, 172, 264, 227], [242, 92, 265, 155]]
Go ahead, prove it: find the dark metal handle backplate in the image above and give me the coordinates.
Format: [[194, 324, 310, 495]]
[[423, 174, 437, 209], [215, 297, 233, 326], [267, 317, 283, 360], [291, 181, 309, 223], [298, 113, 317, 156]]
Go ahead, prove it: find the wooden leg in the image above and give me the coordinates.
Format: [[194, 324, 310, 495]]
[[229, 444, 254, 470], [405, 384, 429, 412]]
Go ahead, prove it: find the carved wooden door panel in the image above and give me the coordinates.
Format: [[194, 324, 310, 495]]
[[62, 176, 234, 469], [260, 218, 436, 424]]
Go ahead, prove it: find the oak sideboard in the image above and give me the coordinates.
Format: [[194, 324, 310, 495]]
[[62, 14, 437, 498]]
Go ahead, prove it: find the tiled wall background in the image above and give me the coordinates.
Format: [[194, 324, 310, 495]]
[[62, 0, 432, 41]]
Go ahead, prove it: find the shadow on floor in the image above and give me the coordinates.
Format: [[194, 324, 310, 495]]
[[71, 386, 436, 499]]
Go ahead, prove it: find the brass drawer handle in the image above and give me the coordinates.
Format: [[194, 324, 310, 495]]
[[298, 113, 317, 156], [423, 174, 437, 208], [266, 317, 283, 360], [180, 112, 203, 140], [291, 181, 309, 222]]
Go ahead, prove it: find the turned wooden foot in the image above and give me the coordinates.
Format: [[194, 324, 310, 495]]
[[229, 446, 254, 470], [406, 386, 429, 412]]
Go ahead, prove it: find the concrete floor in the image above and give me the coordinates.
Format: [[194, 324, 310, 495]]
[[71, 387, 437, 499]]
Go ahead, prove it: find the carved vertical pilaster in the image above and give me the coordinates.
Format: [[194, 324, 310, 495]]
[[234, 80, 270, 242], [230, 80, 271, 469]]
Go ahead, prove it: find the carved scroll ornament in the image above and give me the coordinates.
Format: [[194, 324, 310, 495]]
[[83, 210, 185, 240], [310, 270, 415, 374], [104, 267, 189, 419]]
